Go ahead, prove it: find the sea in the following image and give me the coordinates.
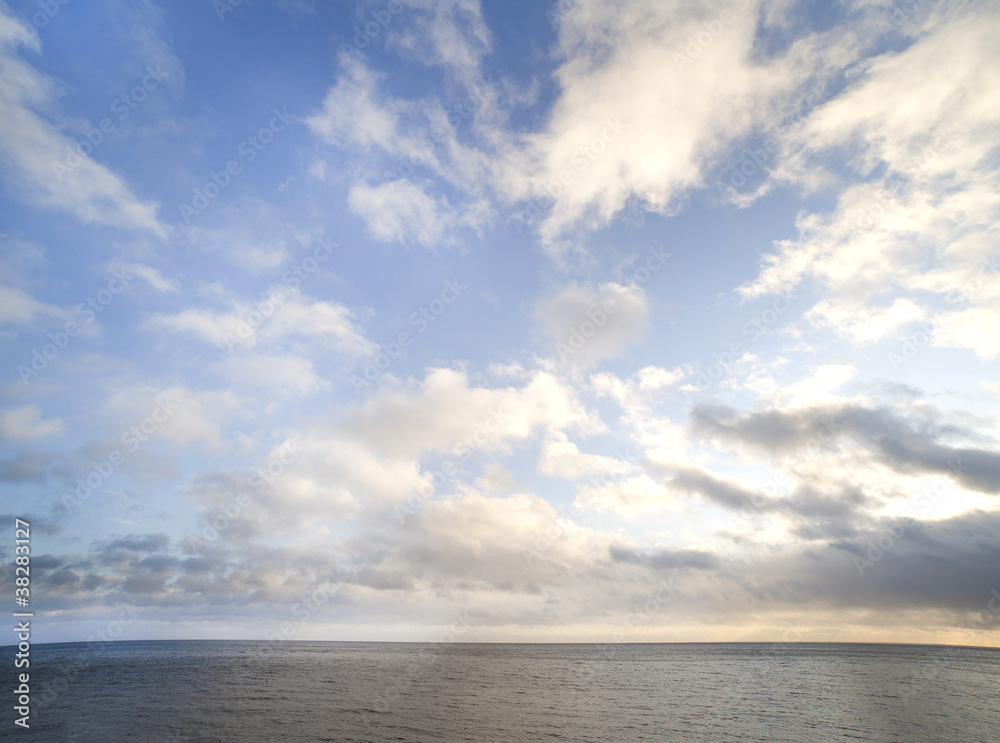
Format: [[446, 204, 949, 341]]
[[6, 641, 999, 742]]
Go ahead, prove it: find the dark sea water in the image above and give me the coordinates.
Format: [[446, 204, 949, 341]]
[[6, 641, 1000, 742]]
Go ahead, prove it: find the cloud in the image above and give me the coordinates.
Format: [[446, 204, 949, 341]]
[[932, 304, 1000, 360], [537, 432, 636, 480], [497, 0, 840, 250], [306, 54, 406, 152], [807, 297, 925, 343], [662, 462, 871, 540], [0, 10, 167, 236], [739, 2, 1000, 359], [209, 354, 329, 396], [306, 43, 497, 248], [348, 179, 454, 248], [103, 385, 239, 448], [609, 545, 719, 570], [576, 473, 679, 516], [120, 263, 180, 293], [739, 508, 1000, 617], [0, 451, 53, 482], [148, 287, 375, 357], [0, 404, 63, 440], [535, 281, 649, 367], [690, 400, 1000, 495], [384, 0, 492, 85], [0, 283, 67, 331], [342, 367, 604, 458]]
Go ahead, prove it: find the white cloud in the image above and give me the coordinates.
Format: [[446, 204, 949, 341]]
[[104, 385, 239, 448], [638, 365, 685, 391], [180, 204, 300, 273], [121, 263, 181, 294], [0, 10, 167, 236], [305, 54, 406, 152], [148, 287, 375, 357], [348, 179, 453, 248], [0, 404, 62, 440], [762, 364, 857, 408], [932, 305, 1000, 360], [740, 3, 1000, 360], [537, 432, 636, 480], [575, 473, 678, 516], [0, 284, 67, 331], [497, 0, 838, 251], [385, 0, 492, 85], [209, 353, 329, 396], [807, 298, 925, 343], [342, 367, 605, 458]]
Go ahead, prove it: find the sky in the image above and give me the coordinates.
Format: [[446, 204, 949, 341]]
[[0, 0, 998, 647]]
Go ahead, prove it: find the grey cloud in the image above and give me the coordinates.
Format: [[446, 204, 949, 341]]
[[661, 465, 872, 540], [137, 554, 179, 572], [122, 573, 169, 594], [44, 569, 81, 590], [0, 452, 53, 482], [610, 545, 719, 570], [32, 554, 63, 570], [738, 509, 1000, 615], [691, 402, 1000, 494], [0, 512, 62, 536], [102, 534, 170, 553], [670, 466, 760, 511]]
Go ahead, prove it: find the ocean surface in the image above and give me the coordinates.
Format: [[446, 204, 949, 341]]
[[7, 641, 999, 742]]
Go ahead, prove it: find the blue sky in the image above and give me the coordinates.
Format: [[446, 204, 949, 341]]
[[1, 0, 999, 646]]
